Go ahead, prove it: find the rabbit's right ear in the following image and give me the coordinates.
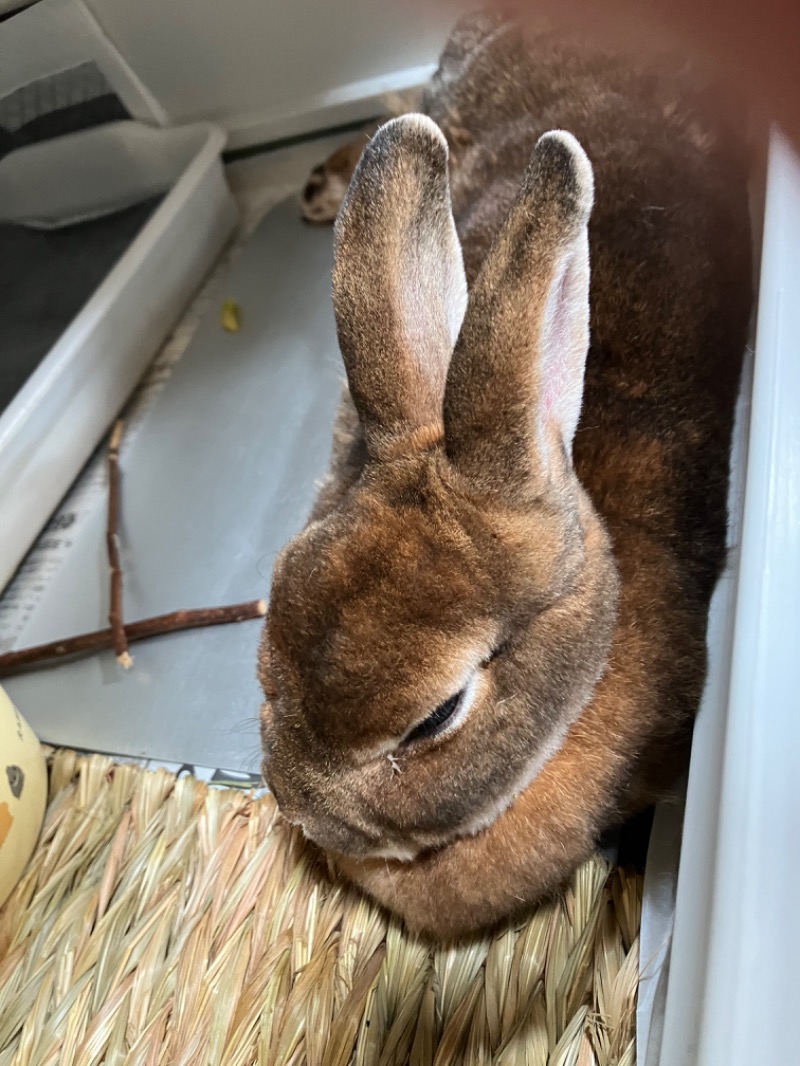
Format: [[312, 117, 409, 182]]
[[444, 132, 594, 495], [332, 115, 467, 457]]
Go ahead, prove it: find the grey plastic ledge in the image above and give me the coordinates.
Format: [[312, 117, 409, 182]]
[[658, 128, 800, 1064]]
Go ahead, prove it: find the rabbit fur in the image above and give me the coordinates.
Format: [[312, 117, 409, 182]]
[[260, 14, 753, 939]]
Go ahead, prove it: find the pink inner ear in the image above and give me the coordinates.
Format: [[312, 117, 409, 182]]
[[537, 242, 590, 456], [541, 267, 573, 423]]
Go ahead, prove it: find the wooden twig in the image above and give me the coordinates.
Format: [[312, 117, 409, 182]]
[[106, 420, 131, 668], [0, 600, 267, 677]]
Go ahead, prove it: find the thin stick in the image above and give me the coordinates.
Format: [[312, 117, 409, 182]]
[[0, 600, 267, 677], [106, 420, 131, 668]]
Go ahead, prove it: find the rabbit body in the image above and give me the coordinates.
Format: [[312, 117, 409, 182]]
[[260, 15, 752, 938]]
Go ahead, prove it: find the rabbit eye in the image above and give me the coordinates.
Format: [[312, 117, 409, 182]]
[[483, 639, 511, 667], [406, 689, 464, 744]]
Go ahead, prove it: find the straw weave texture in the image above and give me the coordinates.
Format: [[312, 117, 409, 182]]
[[0, 751, 641, 1065]]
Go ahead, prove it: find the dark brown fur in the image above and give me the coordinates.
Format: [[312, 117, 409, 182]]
[[261, 15, 752, 939], [302, 128, 379, 223]]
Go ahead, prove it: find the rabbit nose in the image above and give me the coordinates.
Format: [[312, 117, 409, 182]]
[[298, 813, 382, 857], [266, 774, 321, 833], [263, 763, 382, 854], [263, 775, 298, 821], [270, 790, 302, 826]]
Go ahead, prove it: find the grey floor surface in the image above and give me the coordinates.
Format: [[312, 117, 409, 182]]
[[3, 195, 343, 772]]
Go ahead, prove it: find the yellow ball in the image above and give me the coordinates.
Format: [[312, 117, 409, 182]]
[[0, 685, 47, 908]]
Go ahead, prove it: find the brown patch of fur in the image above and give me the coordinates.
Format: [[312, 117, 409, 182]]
[[301, 91, 420, 224], [302, 130, 378, 223]]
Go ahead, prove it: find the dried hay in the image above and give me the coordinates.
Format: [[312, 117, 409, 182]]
[[0, 751, 641, 1065]]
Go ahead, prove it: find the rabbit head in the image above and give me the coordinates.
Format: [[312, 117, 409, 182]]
[[259, 115, 620, 862]]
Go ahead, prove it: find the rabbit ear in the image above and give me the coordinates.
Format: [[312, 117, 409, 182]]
[[444, 131, 594, 491], [332, 115, 467, 457]]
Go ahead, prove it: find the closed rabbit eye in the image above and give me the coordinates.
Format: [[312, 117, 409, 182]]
[[405, 689, 464, 744], [483, 639, 510, 667]]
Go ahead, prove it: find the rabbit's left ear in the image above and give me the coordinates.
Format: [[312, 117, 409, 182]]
[[444, 131, 594, 493], [332, 115, 467, 457]]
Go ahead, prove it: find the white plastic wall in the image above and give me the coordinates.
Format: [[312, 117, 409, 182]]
[[658, 128, 800, 1066], [84, 0, 466, 147]]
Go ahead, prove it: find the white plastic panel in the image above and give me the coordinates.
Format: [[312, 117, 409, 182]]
[[658, 128, 800, 1065], [84, 0, 467, 147], [0, 122, 238, 590], [0, 0, 166, 124], [0, 122, 219, 226]]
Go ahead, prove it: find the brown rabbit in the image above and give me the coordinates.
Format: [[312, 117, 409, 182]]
[[259, 14, 753, 939]]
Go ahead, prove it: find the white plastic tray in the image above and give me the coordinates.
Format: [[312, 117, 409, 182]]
[[0, 120, 238, 590]]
